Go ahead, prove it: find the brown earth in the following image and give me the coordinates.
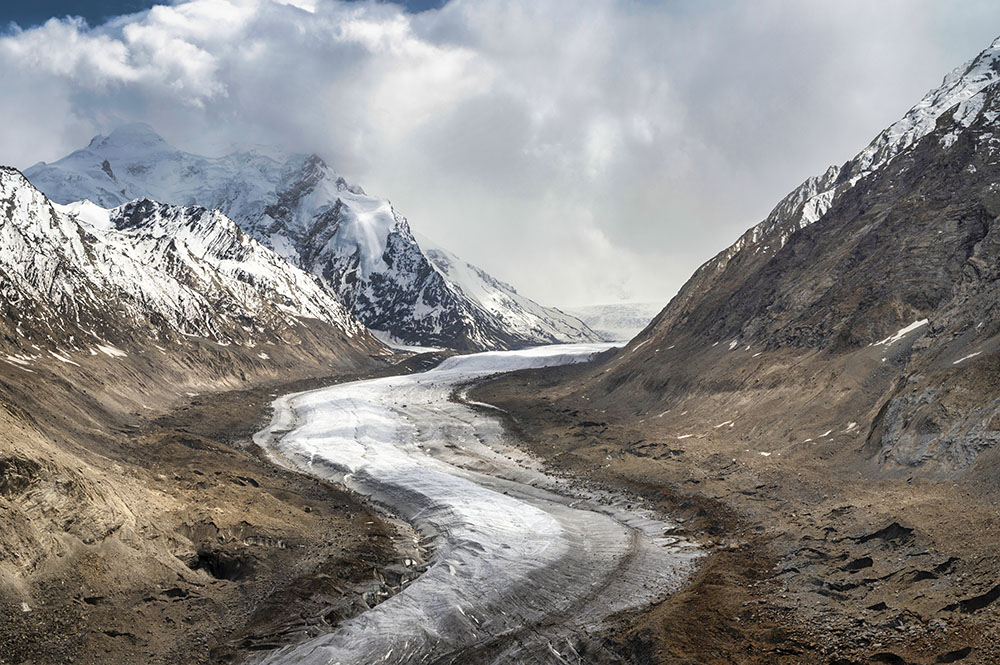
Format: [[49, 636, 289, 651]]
[[0, 343, 446, 665], [472, 351, 1000, 665]]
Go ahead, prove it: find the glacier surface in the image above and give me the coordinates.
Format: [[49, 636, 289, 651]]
[[253, 343, 699, 664]]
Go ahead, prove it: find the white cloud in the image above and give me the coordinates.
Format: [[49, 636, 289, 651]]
[[2, 0, 1000, 307]]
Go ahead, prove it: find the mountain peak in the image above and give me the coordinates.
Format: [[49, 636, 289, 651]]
[[95, 123, 171, 151], [23, 130, 600, 350]]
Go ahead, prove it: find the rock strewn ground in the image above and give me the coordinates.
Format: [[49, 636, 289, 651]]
[[472, 359, 1000, 665]]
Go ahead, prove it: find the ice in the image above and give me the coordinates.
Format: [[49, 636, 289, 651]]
[[873, 319, 929, 346], [253, 344, 699, 665], [370, 330, 444, 353]]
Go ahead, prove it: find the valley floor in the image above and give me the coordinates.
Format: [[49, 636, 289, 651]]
[[472, 363, 1000, 665], [9, 345, 1000, 665]]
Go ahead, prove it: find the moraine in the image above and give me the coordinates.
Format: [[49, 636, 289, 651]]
[[252, 343, 699, 665]]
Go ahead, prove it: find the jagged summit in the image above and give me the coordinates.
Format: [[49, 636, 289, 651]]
[[25, 129, 599, 350]]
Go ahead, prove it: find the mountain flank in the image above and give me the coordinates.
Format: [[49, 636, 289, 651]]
[[475, 35, 1000, 665], [0, 168, 437, 663]]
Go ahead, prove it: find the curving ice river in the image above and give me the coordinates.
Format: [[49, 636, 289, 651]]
[[252, 343, 700, 665]]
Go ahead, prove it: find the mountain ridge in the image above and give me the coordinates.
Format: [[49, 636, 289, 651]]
[[583, 33, 1000, 476], [25, 129, 600, 351], [0, 166, 382, 366]]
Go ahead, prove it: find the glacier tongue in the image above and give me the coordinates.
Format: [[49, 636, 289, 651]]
[[25, 128, 600, 351], [253, 343, 699, 665]]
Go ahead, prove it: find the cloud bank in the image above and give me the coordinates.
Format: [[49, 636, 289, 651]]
[[3, 0, 1000, 306]]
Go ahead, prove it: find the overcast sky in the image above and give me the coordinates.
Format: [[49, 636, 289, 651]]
[[3, 1, 1000, 307]]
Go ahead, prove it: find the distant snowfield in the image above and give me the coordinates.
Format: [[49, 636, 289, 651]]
[[254, 343, 699, 665], [567, 302, 663, 342]]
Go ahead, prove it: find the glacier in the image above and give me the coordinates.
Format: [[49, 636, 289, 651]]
[[253, 343, 699, 664]]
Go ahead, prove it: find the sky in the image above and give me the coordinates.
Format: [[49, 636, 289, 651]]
[[2, 1, 1000, 308]]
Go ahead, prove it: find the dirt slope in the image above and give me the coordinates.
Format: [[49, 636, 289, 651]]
[[0, 340, 441, 665]]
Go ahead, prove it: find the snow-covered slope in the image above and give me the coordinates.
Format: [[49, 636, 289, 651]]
[[418, 236, 598, 347], [0, 166, 372, 354], [566, 302, 664, 342], [25, 126, 600, 351]]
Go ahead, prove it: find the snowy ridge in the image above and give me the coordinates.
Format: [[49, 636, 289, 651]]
[[419, 237, 599, 347], [0, 167, 367, 350], [25, 126, 599, 350], [851, 37, 1000, 173], [707, 37, 1000, 276]]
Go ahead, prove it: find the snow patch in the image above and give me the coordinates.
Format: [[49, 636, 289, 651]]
[[953, 351, 983, 365], [49, 351, 79, 366], [96, 344, 127, 358], [873, 319, 929, 346]]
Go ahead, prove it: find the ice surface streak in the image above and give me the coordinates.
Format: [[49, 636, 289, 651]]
[[253, 344, 699, 665]]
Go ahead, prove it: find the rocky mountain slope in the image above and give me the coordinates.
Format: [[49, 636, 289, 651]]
[[24, 126, 599, 350], [593, 35, 1000, 474]]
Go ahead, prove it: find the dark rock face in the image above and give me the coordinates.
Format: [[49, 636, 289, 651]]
[[592, 37, 1000, 474]]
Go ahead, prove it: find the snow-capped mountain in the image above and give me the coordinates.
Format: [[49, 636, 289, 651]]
[[0, 166, 375, 355], [645, 36, 1000, 346], [417, 236, 597, 347], [25, 125, 600, 351]]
